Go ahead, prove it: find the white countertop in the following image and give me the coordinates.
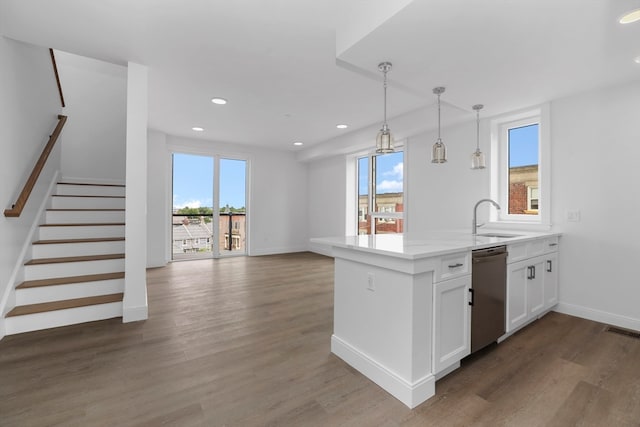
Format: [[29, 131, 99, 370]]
[[311, 230, 560, 260]]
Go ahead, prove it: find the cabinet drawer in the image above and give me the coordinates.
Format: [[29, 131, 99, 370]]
[[436, 252, 470, 282], [544, 236, 559, 253], [507, 243, 528, 263]]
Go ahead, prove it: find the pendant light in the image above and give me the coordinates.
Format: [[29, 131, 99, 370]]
[[470, 104, 486, 169], [376, 62, 394, 153], [431, 87, 447, 163]]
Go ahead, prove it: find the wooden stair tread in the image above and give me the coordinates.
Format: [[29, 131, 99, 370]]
[[52, 195, 124, 198], [58, 182, 125, 187], [25, 253, 125, 265], [17, 272, 125, 289], [33, 237, 125, 245], [40, 222, 125, 227], [46, 208, 125, 211], [6, 293, 124, 317]]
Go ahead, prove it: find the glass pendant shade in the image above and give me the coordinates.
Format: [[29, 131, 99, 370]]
[[470, 104, 485, 170], [470, 149, 486, 169], [376, 125, 395, 153], [431, 87, 447, 164], [432, 139, 447, 163]]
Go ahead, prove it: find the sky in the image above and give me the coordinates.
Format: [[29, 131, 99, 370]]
[[172, 153, 246, 209], [359, 151, 403, 195], [509, 124, 539, 167]]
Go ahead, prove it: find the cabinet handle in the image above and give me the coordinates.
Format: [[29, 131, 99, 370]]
[[549, 243, 558, 247], [527, 266, 535, 280], [469, 288, 474, 306], [547, 260, 552, 272], [448, 263, 464, 269]]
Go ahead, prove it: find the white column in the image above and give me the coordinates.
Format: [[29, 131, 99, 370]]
[[123, 62, 148, 322]]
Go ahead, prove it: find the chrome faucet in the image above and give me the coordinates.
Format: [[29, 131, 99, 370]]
[[473, 199, 501, 235]]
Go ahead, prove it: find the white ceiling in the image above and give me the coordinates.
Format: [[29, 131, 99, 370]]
[[1, 0, 639, 155]]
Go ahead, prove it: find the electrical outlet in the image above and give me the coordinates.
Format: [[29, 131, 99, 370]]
[[567, 210, 581, 222], [367, 273, 375, 291]]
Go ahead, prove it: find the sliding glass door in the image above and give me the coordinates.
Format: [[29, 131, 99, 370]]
[[171, 153, 247, 260]]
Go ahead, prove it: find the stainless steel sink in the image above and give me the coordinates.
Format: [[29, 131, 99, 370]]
[[475, 233, 522, 238]]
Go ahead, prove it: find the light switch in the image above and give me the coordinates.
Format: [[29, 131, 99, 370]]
[[367, 273, 375, 291], [567, 210, 581, 222]]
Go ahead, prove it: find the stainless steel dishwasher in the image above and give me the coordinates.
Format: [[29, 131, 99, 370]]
[[471, 246, 507, 353]]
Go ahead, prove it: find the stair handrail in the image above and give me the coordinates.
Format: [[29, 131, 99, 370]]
[[50, 49, 66, 108], [4, 114, 68, 218]]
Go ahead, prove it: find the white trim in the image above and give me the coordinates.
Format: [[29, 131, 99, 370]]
[[490, 104, 551, 228], [554, 302, 640, 332], [249, 245, 309, 256], [331, 334, 435, 409], [123, 304, 148, 323], [0, 170, 60, 340]]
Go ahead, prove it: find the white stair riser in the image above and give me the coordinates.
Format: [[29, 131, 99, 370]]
[[16, 279, 125, 305], [56, 184, 125, 197], [45, 210, 125, 224], [4, 302, 123, 335], [25, 259, 125, 281], [38, 225, 125, 240], [31, 240, 125, 259], [51, 196, 125, 209]]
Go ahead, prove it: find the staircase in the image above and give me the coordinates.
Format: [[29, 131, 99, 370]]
[[4, 182, 126, 335]]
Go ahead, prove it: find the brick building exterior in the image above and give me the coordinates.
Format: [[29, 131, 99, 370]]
[[509, 165, 539, 215]]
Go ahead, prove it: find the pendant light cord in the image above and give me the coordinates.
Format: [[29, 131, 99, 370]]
[[476, 108, 480, 151], [437, 93, 441, 140], [383, 69, 388, 128]]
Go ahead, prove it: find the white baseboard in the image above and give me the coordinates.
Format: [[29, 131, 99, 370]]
[[554, 302, 640, 332], [248, 245, 309, 256], [308, 242, 333, 258], [123, 304, 148, 322], [331, 335, 435, 409]]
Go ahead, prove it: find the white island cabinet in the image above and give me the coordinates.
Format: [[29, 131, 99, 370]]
[[312, 231, 560, 409]]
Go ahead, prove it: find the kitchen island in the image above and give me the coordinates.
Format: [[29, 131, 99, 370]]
[[312, 231, 560, 408]]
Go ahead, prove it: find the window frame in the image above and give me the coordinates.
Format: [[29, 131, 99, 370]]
[[352, 149, 405, 235], [490, 105, 551, 229]]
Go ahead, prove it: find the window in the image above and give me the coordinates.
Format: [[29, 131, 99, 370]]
[[491, 105, 550, 227], [356, 151, 404, 235]]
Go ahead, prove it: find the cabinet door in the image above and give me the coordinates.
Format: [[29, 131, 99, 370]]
[[506, 260, 529, 333], [433, 275, 471, 374], [544, 252, 559, 310], [527, 258, 545, 318]]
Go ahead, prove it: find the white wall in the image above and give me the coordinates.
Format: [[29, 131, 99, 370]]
[[56, 51, 127, 183], [305, 121, 491, 244], [147, 131, 309, 263], [405, 121, 491, 236], [0, 37, 61, 331], [551, 80, 640, 330], [307, 155, 347, 255], [147, 129, 169, 268]]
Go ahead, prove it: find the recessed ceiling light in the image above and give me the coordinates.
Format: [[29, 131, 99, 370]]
[[635, 56, 640, 64], [192, 127, 204, 132], [336, 124, 348, 129], [619, 8, 640, 24], [293, 141, 303, 146], [211, 97, 227, 105]]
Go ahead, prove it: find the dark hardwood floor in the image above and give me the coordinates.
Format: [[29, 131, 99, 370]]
[[1, 252, 639, 426]]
